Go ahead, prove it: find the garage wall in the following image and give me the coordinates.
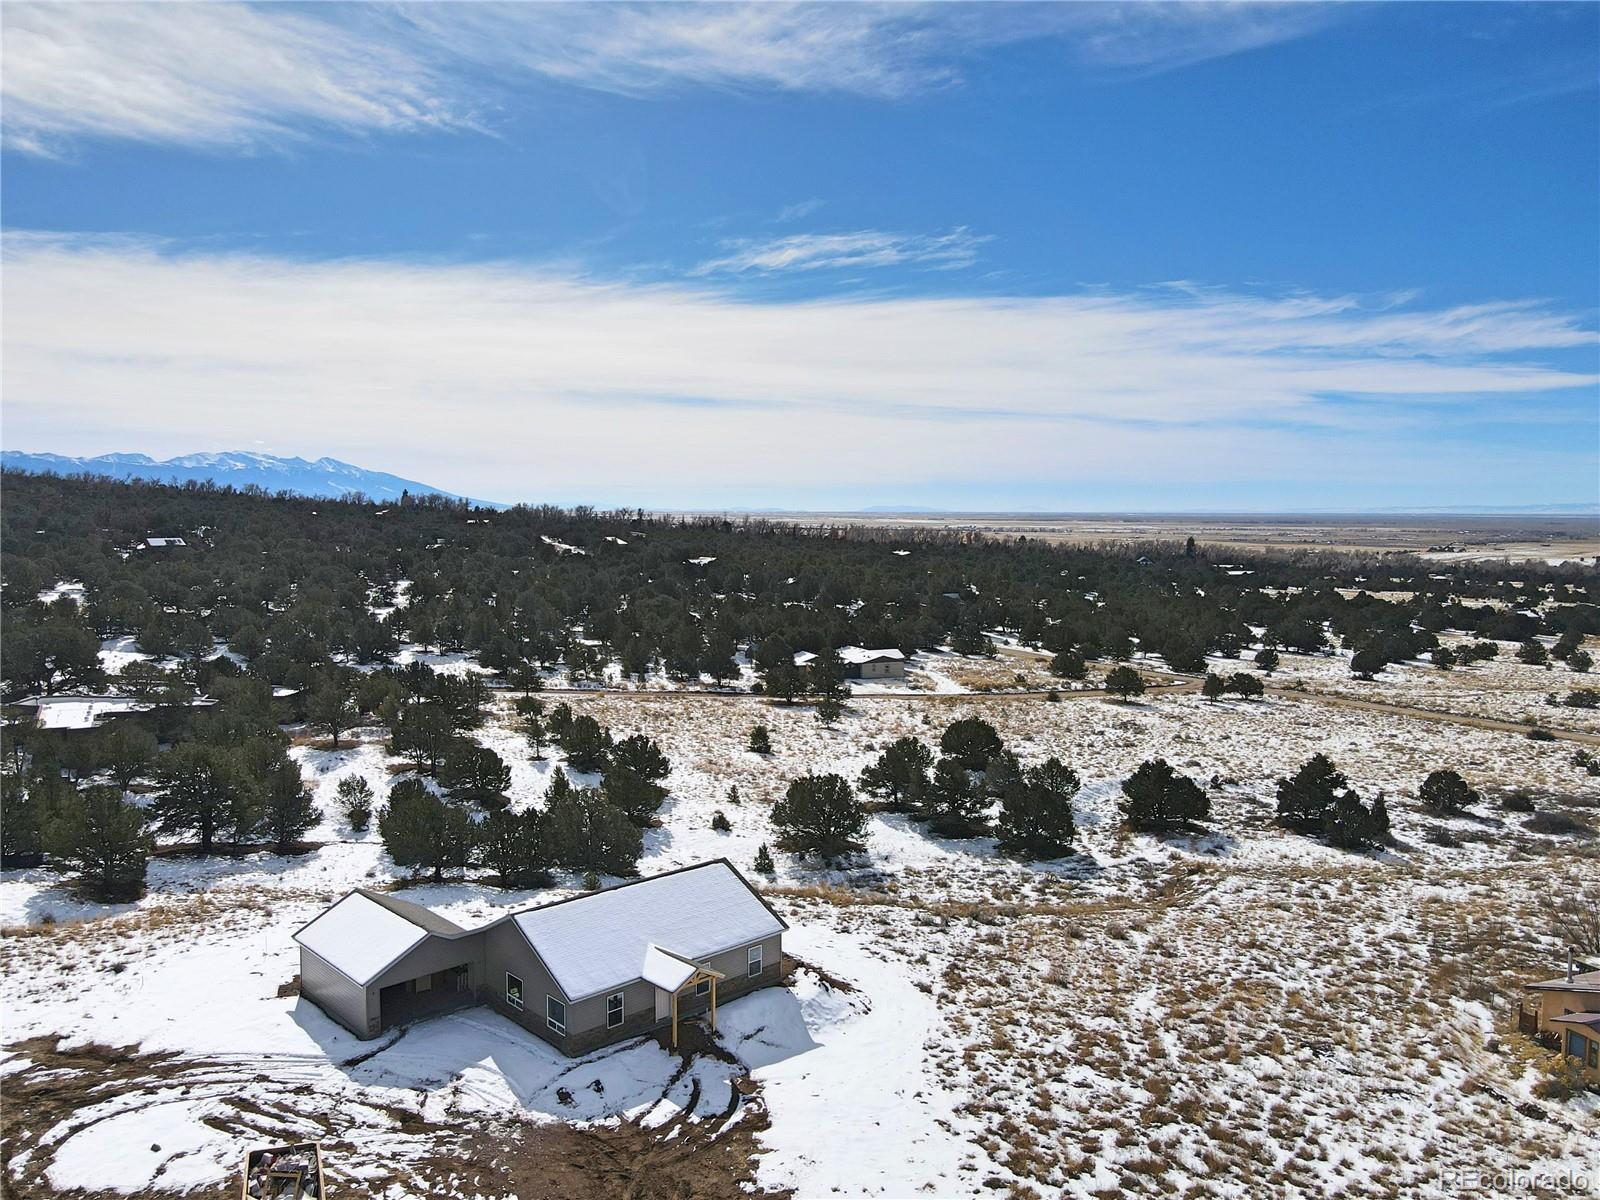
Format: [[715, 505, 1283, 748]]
[[299, 946, 376, 1038], [369, 931, 486, 994]]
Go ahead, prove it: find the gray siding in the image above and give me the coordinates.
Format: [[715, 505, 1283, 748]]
[[299, 946, 376, 1038], [370, 930, 485, 993], [480, 920, 569, 1050]]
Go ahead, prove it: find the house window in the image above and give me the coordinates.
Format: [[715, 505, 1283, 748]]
[[695, 977, 710, 997], [607, 992, 624, 1029], [1589, 1038, 1598, 1070], [505, 973, 524, 1011], [547, 995, 566, 1036], [748, 945, 763, 978], [1566, 1030, 1586, 1061]]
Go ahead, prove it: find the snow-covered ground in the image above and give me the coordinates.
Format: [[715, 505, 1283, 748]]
[[5, 687, 1598, 1198]]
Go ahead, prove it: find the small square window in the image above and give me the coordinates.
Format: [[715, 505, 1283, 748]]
[[547, 995, 566, 1036], [695, 978, 710, 997], [607, 992, 624, 1029], [747, 945, 763, 978], [505, 973, 524, 1011]]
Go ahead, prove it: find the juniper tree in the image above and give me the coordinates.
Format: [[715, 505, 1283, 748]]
[[477, 808, 551, 889], [1419, 768, 1479, 815], [771, 773, 866, 860], [388, 703, 456, 774], [604, 767, 668, 826], [748, 725, 772, 754], [1518, 638, 1549, 666], [1571, 649, 1593, 674], [560, 714, 612, 774], [1275, 754, 1348, 833], [151, 743, 251, 855], [815, 695, 844, 727], [1120, 759, 1209, 831], [859, 737, 933, 811], [610, 733, 670, 782], [1202, 672, 1227, 702], [1349, 647, 1387, 679], [380, 779, 473, 881], [1225, 673, 1264, 700], [924, 757, 990, 838], [100, 725, 158, 790], [1104, 665, 1146, 699], [995, 757, 1079, 859], [1254, 647, 1280, 673], [307, 682, 358, 748], [939, 718, 1004, 770], [439, 742, 512, 809], [519, 711, 548, 760], [336, 775, 374, 831], [542, 786, 641, 876], [261, 757, 316, 853], [45, 784, 152, 902], [1050, 650, 1088, 680], [1323, 788, 1383, 851], [754, 843, 776, 875]]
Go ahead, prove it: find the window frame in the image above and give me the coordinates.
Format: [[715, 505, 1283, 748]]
[[505, 972, 524, 1012], [695, 977, 710, 997], [547, 994, 566, 1036], [607, 991, 625, 1029], [747, 944, 763, 978]]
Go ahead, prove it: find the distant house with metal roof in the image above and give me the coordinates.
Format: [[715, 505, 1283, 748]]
[[1520, 958, 1600, 1080], [10, 692, 216, 732], [792, 646, 908, 681], [292, 859, 788, 1054], [142, 537, 187, 549]]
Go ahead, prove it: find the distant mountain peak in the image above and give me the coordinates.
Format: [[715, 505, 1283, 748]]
[[0, 450, 497, 506]]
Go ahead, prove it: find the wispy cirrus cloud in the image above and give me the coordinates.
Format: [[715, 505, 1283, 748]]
[[3, 234, 1593, 504], [1, 2, 1342, 155], [692, 227, 991, 275]]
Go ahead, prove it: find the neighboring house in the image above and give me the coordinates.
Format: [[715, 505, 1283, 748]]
[[10, 692, 216, 732], [143, 537, 187, 549], [792, 647, 908, 680], [293, 859, 788, 1056], [1521, 960, 1600, 1080]]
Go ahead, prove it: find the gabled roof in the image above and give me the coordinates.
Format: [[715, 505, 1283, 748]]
[[838, 646, 905, 665], [355, 887, 467, 938], [293, 891, 430, 986], [510, 860, 786, 1002], [641, 944, 699, 992]]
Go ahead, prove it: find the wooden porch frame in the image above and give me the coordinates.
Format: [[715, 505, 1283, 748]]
[[668, 964, 726, 1049]]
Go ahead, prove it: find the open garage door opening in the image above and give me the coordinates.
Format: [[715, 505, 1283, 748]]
[[378, 963, 473, 1031]]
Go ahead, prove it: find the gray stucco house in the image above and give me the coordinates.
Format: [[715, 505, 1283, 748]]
[[292, 859, 787, 1055]]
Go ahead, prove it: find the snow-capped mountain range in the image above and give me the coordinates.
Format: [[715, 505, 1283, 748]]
[[1, 450, 488, 505]]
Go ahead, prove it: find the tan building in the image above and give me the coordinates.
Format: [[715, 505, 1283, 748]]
[[293, 859, 787, 1055], [1522, 964, 1600, 1078]]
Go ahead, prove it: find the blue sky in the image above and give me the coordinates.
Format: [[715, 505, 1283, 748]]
[[2, 2, 1596, 510]]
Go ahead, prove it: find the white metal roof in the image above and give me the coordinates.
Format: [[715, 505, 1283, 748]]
[[293, 892, 429, 986], [640, 944, 697, 992], [838, 646, 905, 664], [24, 695, 150, 730], [512, 862, 784, 1001]]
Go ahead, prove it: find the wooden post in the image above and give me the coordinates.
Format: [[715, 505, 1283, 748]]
[[709, 975, 718, 1033], [671, 988, 679, 1049]]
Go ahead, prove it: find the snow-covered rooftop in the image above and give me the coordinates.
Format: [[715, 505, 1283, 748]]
[[640, 944, 698, 992], [143, 537, 187, 548], [18, 695, 151, 730], [293, 891, 429, 986], [512, 861, 784, 1001], [838, 646, 905, 665]]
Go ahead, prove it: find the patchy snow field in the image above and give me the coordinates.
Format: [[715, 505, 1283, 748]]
[[4, 688, 1598, 1198]]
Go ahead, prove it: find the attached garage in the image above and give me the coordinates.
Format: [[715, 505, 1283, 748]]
[[293, 889, 482, 1038]]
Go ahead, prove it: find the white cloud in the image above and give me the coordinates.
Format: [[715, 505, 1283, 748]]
[[693, 228, 990, 275], [1, 2, 1341, 154], [3, 234, 1592, 504]]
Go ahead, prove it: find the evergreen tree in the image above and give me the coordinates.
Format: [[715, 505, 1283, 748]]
[[1225, 673, 1264, 700], [100, 725, 158, 790], [45, 784, 152, 901], [308, 682, 358, 748], [561, 714, 613, 773], [379, 779, 473, 881], [1275, 754, 1348, 833], [519, 711, 547, 759], [1050, 650, 1088, 680], [939, 718, 1004, 770], [389, 703, 456, 774], [1418, 768, 1479, 814], [815, 694, 844, 726], [754, 843, 776, 875], [1254, 647, 1280, 673], [748, 725, 772, 754], [336, 775, 374, 831], [771, 773, 866, 859], [807, 648, 847, 698], [1370, 791, 1391, 838], [1323, 788, 1382, 851], [604, 767, 669, 826], [924, 757, 990, 838], [151, 743, 250, 854], [439, 742, 512, 808], [711, 809, 732, 832], [542, 786, 641, 875], [262, 757, 316, 853], [858, 737, 933, 811], [1202, 672, 1227, 702], [1571, 649, 1593, 674], [1120, 759, 1209, 831], [1350, 647, 1387, 679], [1104, 665, 1146, 700], [477, 808, 551, 889], [610, 733, 670, 782], [1518, 638, 1549, 666], [1432, 645, 1456, 670], [995, 757, 1079, 859]]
